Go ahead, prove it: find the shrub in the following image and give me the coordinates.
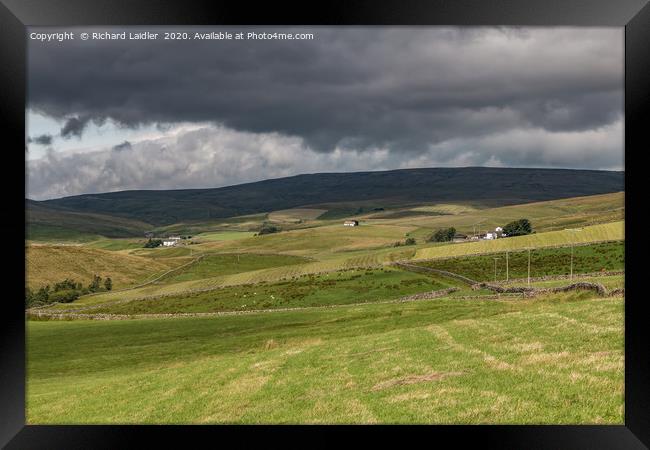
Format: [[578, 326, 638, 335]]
[[428, 227, 456, 242], [405, 237, 416, 245], [48, 289, 80, 304], [502, 219, 533, 237], [53, 278, 82, 292], [144, 238, 163, 248], [258, 225, 280, 235], [88, 274, 102, 292]]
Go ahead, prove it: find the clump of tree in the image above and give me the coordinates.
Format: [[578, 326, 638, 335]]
[[25, 275, 113, 309], [144, 238, 163, 248], [393, 237, 417, 247], [502, 219, 533, 237], [428, 227, 457, 242], [258, 224, 281, 235]]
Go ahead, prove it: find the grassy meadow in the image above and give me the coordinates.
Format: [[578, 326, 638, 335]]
[[25, 191, 625, 424], [60, 268, 458, 315], [412, 241, 624, 283], [27, 293, 623, 424], [413, 221, 623, 261]]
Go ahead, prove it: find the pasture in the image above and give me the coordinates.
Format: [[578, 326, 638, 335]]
[[412, 241, 624, 282], [27, 293, 623, 424], [57, 268, 458, 315], [25, 191, 626, 424], [413, 221, 623, 261], [160, 253, 311, 283]]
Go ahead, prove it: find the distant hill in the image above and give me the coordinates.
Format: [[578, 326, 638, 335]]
[[29, 167, 623, 230], [26, 200, 153, 240]]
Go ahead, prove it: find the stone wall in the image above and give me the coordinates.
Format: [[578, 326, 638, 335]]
[[473, 281, 616, 297]]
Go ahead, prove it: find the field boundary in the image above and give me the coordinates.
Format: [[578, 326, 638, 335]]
[[473, 281, 624, 298], [26, 281, 626, 321], [496, 270, 624, 285], [27, 286, 462, 320]]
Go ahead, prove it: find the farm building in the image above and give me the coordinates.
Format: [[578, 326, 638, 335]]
[[162, 236, 181, 247], [343, 220, 359, 227]]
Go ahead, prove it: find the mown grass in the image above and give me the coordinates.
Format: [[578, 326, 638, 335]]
[[27, 292, 623, 424], [72, 268, 457, 314], [161, 253, 311, 283], [85, 239, 147, 251], [193, 231, 256, 242], [206, 222, 416, 257], [412, 241, 624, 282], [413, 221, 623, 261]]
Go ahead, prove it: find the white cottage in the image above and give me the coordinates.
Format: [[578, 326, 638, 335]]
[[162, 236, 181, 247]]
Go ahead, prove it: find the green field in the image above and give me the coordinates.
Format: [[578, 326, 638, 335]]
[[412, 241, 624, 282], [27, 292, 623, 424], [85, 238, 147, 251], [63, 268, 456, 315], [193, 231, 257, 242], [160, 253, 311, 283], [502, 275, 624, 291], [414, 221, 623, 261], [26, 190, 626, 424]]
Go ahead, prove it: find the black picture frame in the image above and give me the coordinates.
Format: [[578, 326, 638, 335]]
[[1, 1, 648, 448]]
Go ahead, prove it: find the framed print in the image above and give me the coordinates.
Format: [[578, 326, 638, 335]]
[[1, 0, 648, 447]]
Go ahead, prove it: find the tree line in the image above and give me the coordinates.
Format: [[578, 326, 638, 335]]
[[26, 275, 113, 309]]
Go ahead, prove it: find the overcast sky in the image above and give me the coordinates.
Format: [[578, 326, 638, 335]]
[[26, 27, 623, 200]]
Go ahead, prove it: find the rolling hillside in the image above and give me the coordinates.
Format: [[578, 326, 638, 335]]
[[31, 167, 623, 228], [26, 200, 152, 240]]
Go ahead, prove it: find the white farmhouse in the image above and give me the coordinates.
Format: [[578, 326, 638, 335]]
[[162, 236, 181, 247], [343, 220, 359, 227]]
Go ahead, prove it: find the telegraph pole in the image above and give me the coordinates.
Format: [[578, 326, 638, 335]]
[[527, 248, 531, 287], [570, 244, 574, 281], [566, 228, 582, 281], [506, 251, 509, 282]]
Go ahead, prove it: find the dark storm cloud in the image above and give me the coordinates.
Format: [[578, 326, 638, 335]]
[[27, 133, 53, 145], [112, 140, 132, 151], [28, 27, 623, 155], [60, 116, 91, 138]]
